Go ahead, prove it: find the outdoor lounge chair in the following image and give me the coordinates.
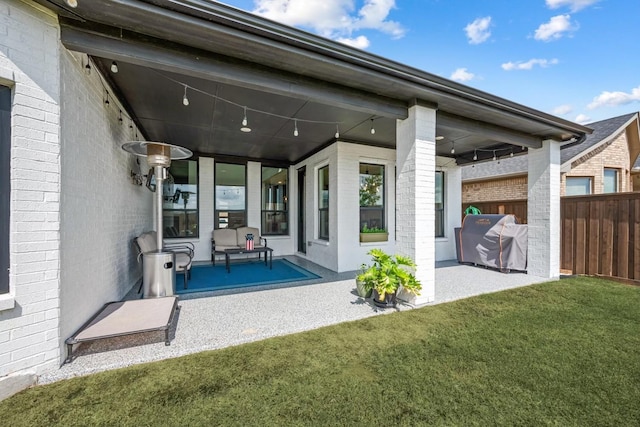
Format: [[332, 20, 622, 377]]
[[211, 226, 267, 264], [135, 231, 194, 288]]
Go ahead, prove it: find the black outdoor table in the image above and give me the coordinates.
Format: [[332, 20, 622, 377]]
[[223, 246, 273, 273]]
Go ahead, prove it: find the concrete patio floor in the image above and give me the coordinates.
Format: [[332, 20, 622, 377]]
[[39, 257, 550, 384]]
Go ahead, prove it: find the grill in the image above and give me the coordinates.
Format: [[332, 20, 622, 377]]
[[455, 214, 528, 273]]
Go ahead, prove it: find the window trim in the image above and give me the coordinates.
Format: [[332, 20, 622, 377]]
[[603, 168, 618, 193], [261, 165, 289, 236], [435, 170, 445, 238], [0, 84, 10, 295], [214, 161, 248, 230], [565, 176, 593, 196], [359, 162, 386, 232], [163, 159, 200, 239], [316, 163, 329, 241]]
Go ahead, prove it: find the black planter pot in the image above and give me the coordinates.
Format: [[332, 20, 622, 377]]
[[372, 289, 397, 308]]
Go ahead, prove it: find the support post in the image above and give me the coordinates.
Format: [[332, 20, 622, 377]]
[[396, 102, 437, 304], [527, 139, 561, 278]]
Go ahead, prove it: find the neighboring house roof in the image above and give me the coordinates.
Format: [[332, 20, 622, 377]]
[[462, 112, 640, 181]]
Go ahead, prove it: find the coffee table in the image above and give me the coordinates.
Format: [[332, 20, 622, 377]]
[[224, 246, 273, 273]]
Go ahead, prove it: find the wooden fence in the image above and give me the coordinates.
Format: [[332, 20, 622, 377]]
[[465, 193, 640, 282], [561, 192, 640, 281]]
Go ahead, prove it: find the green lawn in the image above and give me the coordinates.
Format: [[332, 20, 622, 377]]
[[2, 277, 639, 426]]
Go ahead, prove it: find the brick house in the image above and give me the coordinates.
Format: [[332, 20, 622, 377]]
[[461, 112, 640, 221], [0, 0, 591, 398]]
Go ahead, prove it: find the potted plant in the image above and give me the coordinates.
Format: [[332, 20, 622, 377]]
[[355, 264, 373, 298], [359, 224, 389, 243], [359, 248, 422, 308]]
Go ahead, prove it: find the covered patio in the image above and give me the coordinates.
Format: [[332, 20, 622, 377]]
[[42, 258, 549, 384], [1, 0, 594, 395]]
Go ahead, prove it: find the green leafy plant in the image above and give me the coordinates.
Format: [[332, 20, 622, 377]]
[[360, 224, 387, 233], [356, 249, 422, 303]]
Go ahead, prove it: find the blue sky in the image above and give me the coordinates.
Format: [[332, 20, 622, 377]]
[[215, 0, 639, 125]]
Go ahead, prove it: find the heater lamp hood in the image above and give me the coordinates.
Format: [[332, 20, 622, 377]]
[[121, 141, 193, 160]]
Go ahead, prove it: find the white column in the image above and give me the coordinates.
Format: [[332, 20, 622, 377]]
[[527, 140, 561, 278], [396, 102, 437, 304]]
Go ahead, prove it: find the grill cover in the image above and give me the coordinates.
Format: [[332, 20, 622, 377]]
[[455, 214, 527, 272]]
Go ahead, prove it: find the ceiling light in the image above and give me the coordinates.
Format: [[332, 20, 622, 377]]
[[450, 141, 455, 154], [110, 61, 118, 73], [182, 86, 189, 106], [240, 107, 251, 132], [293, 120, 299, 137], [335, 124, 340, 139], [370, 119, 376, 135], [65, 0, 78, 7], [473, 150, 477, 161], [492, 151, 497, 161], [436, 136, 444, 140]]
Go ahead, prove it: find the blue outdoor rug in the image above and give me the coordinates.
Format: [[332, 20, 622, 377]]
[[176, 259, 320, 294]]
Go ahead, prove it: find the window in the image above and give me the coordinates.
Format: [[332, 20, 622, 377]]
[[163, 160, 199, 238], [0, 85, 9, 295], [318, 165, 329, 240], [566, 177, 592, 196], [215, 162, 246, 229], [359, 163, 385, 231], [435, 171, 445, 237], [603, 168, 618, 193], [261, 166, 288, 235]]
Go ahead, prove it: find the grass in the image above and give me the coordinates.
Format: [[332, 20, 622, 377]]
[[2, 276, 639, 426]]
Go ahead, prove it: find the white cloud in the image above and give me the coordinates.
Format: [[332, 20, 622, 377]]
[[574, 113, 591, 124], [464, 16, 492, 45], [501, 58, 559, 71], [553, 104, 573, 115], [450, 68, 475, 82], [534, 14, 575, 41], [546, 0, 599, 12], [587, 86, 640, 109], [336, 35, 370, 49], [252, 0, 406, 44]]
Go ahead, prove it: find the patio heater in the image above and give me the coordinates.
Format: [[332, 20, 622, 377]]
[[122, 141, 193, 298]]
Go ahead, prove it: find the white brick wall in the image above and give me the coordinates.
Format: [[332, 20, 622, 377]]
[[396, 104, 436, 303], [294, 144, 338, 271], [527, 140, 561, 278], [335, 142, 396, 272], [58, 49, 151, 361], [0, 0, 61, 388]]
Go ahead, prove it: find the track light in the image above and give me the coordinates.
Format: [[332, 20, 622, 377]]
[[335, 124, 340, 139], [182, 86, 189, 106], [110, 61, 118, 73], [293, 120, 299, 137], [370, 119, 376, 135]]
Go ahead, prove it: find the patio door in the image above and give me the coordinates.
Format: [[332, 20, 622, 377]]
[[297, 167, 306, 254]]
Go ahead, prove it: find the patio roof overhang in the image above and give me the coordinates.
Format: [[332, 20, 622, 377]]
[[40, 0, 592, 164]]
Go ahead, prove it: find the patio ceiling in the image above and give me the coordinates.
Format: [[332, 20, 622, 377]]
[[41, 0, 592, 165]]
